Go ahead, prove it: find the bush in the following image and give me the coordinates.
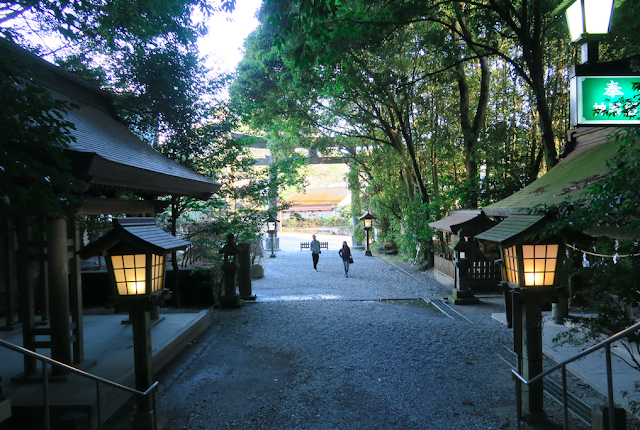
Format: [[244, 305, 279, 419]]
[[282, 216, 349, 228]]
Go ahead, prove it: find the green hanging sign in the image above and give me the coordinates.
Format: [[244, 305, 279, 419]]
[[571, 75, 640, 126]]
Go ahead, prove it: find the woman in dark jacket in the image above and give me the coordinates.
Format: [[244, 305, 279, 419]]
[[338, 241, 351, 277]]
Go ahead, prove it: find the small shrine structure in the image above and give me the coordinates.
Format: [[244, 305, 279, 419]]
[[429, 210, 501, 302]]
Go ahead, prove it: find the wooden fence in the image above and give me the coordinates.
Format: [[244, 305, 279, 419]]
[[467, 261, 502, 292], [434, 255, 501, 292], [434, 254, 456, 279]]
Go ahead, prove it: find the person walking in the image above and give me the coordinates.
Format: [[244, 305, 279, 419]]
[[310, 234, 321, 271], [338, 241, 351, 277]]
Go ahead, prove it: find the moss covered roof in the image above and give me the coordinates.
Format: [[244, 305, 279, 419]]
[[482, 128, 619, 217]]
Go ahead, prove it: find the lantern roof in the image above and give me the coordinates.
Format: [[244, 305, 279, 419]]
[[266, 213, 280, 223], [79, 218, 189, 258], [474, 215, 547, 248], [358, 212, 377, 221], [428, 210, 496, 237]]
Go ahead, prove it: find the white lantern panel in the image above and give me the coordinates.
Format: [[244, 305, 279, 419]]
[[111, 254, 148, 296], [151, 254, 165, 293], [503, 246, 520, 285], [566, 0, 585, 42], [584, 0, 614, 35], [522, 244, 558, 287]]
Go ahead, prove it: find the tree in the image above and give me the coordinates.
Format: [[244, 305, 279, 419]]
[[233, 1, 544, 262], [1, 0, 233, 54], [264, 0, 572, 169]]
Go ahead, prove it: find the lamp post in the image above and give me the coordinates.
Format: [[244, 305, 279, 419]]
[[564, 0, 614, 64], [476, 215, 565, 421], [266, 214, 279, 258], [79, 218, 188, 430], [503, 240, 565, 420], [359, 212, 376, 257]]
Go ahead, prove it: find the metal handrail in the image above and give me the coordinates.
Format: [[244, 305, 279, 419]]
[[512, 319, 640, 430], [0, 338, 158, 430]]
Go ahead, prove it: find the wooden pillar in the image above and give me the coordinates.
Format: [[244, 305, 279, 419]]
[[2, 219, 19, 329], [36, 225, 50, 324], [47, 218, 72, 373], [130, 304, 155, 430], [521, 297, 545, 418], [16, 217, 37, 374], [68, 219, 84, 364]]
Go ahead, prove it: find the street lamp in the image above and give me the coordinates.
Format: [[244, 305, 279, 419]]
[[79, 218, 188, 430], [266, 214, 279, 258], [564, 0, 614, 64], [476, 215, 565, 421], [359, 212, 376, 257]]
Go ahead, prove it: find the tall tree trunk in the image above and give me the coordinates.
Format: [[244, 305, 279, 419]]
[[453, 9, 491, 209], [530, 61, 558, 169], [400, 125, 430, 206], [456, 55, 490, 209]]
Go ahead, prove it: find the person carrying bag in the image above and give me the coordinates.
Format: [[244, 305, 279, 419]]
[[338, 241, 352, 278]]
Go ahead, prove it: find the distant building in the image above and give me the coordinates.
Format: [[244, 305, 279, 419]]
[[281, 187, 350, 220]]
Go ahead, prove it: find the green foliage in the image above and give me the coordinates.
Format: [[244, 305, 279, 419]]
[[1, 0, 234, 54], [174, 208, 266, 268], [229, 0, 639, 267], [230, 0, 580, 264], [283, 216, 348, 228], [387, 196, 437, 263]]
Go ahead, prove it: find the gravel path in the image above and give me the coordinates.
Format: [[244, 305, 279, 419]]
[[103, 250, 600, 429], [251, 249, 451, 301]]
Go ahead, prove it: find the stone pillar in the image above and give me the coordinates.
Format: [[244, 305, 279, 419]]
[[218, 234, 244, 309], [48, 218, 72, 374], [552, 300, 568, 325], [449, 259, 479, 304], [237, 243, 255, 300]]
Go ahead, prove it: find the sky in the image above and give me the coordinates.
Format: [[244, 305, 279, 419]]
[[198, 0, 263, 74]]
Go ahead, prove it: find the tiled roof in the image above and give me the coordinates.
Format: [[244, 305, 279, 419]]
[[61, 91, 219, 199], [286, 187, 349, 206], [428, 210, 496, 236], [3, 40, 220, 200]]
